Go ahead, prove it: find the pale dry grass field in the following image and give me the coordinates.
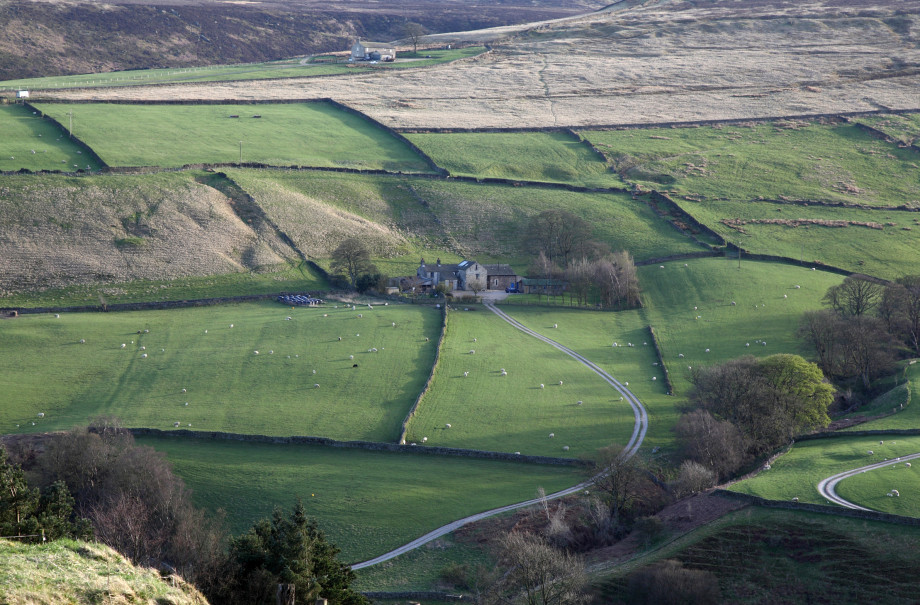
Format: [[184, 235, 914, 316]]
[[0, 173, 294, 293], [41, 0, 920, 129]]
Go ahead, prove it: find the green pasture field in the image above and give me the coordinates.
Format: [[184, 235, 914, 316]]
[[854, 113, 920, 146], [489, 259, 841, 450], [135, 435, 585, 562], [404, 309, 638, 458], [581, 122, 920, 207], [0, 104, 102, 172], [0, 48, 486, 91], [0, 302, 439, 441], [843, 362, 920, 430], [728, 435, 920, 509], [637, 257, 842, 396], [403, 131, 625, 188], [836, 459, 920, 517], [31, 102, 433, 171], [592, 506, 920, 604], [673, 198, 920, 279], [227, 169, 703, 264], [0, 262, 328, 309]]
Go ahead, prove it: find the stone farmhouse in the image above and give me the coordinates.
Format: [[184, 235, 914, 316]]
[[413, 258, 520, 292], [350, 41, 396, 62]]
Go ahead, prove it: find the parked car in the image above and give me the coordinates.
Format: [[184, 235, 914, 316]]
[[505, 284, 521, 293]]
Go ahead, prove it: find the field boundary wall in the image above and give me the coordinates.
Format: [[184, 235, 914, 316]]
[[398, 304, 447, 444], [714, 489, 920, 526], [128, 427, 592, 467], [362, 591, 466, 601], [849, 119, 920, 155], [723, 243, 859, 279], [647, 326, 673, 396], [2, 292, 329, 314], [647, 191, 726, 247], [795, 428, 920, 441]]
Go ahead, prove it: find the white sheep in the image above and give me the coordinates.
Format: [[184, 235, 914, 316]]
[[577, 401, 583, 405], [313, 369, 317, 374], [558, 380, 563, 385], [762, 341, 767, 346], [731, 301, 736, 306], [548, 433, 555, 438], [314, 383, 320, 388], [906, 462, 912, 468], [286, 317, 292, 321], [470, 350, 475, 354], [79, 339, 86, 344], [653, 362, 659, 366], [358, 314, 363, 318], [553, 324, 558, 329], [140, 346, 145, 351], [120, 343, 126, 348], [254, 351, 259, 355], [685, 263, 688, 267], [141, 353, 147, 358], [764, 464, 771, 470], [229, 324, 234, 328], [182, 388, 187, 393], [174, 422, 180, 427], [349, 355, 354, 360], [473, 338, 477, 342], [868, 450, 874, 455], [891, 489, 900, 497], [678, 353, 684, 358], [392, 322, 396, 327], [783, 294, 788, 299], [184, 402, 188, 406], [694, 306, 698, 311], [746, 343, 750, 347], [338, 337, 342, 341], [795, 285, 801, 289], [613, 342, 618, 347], [792, 497, 799, 503], [55, 314, 60, 318], [463, 371, 469, 377], [425, 337, 430, 342], [563, 446, 570, 451], [643, 342, 648, 346], [356, 334, 360, 337], [501, 370, 507, 376], [624, 382, 629, 386], [445, 423, 451, 428], [652, 377, 657, 381], [705, 348, 710, 353], [659, 265, 664, 269], [880, 440, 884, 445], [540, 384, 545, 389], [515, 451, 521, 455], [37, 413, 44, 418]]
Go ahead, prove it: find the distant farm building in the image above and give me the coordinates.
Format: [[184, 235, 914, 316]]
[[16, 90, 29, 99], [414, 258, 520, 292], [351, 41, 396, 62]]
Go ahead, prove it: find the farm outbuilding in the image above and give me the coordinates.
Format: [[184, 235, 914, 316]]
[[521, 278, 567, 296], [482, 264, 519, 290], [16, 90, 29, 99], [351, 41, 396, 62], [414, 258, 519, 292]]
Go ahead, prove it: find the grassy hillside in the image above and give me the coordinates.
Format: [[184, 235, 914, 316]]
[[844, 362, 920, 430], [855, 113, 920, 146], [582, 122, 920, 208], [405, 308, 638, 458], [229, 169, 702, 268], [0, 104, 102, 172], [729, 435, 920, 508], [0, 302, 439, 441], [0, 538, 208, 604], [404, 131, 624, 188], [592, 506, 920, 604], [0, 171, 309, 295], [673, 198, 920, 279], [33, 102, 434, 171], [137, 435, 585, 562]]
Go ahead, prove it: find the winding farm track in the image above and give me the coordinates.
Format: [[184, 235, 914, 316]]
[[816, 452, 920, 511], [350, 304, 648, 569]]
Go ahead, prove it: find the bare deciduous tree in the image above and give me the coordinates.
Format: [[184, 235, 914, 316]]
[[823, 275, 884, 317], [330, 238, 376, 290], [487, 532, 587, 605]]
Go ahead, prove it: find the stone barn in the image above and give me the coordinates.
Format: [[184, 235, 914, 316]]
[[350, 41, 396, 61], [483, 264, 519, 290]]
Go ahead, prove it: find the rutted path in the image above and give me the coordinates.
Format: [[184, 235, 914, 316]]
[[350, 304, 648, 569], [817, 452, 920, 510]]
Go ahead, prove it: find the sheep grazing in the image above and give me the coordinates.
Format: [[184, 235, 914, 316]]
[[762, 341, 767, 346], [620, 397, 624, 401], [652, 377, 657, 381], [684, 263, 689, 267], [472, 338, 477, 342], [349, 355, 354, 360], [312, 369, 317, 374], [445, 423, 451, 429], [553, 324, 558, 329], [906, 462, 912, 468], [540, 384, 545, 389], [253, 350, 260, 355], [653, 362, 659, 366], [184, 402, 188, 406], [338, 337, 342, 341], [659, 265, 665, 269], [576, 401, 583, 405], [425, 337, 430, 342], [229, 324, 234, 328], [794, 285, 801, 289], [501, 370, 508, 376], [368, 304, 373, 309], [694, 306, 698, 311], [515, 451, 521, 455], [314, 383, 320, 388], [181, 388, 187, 393], [563, 446, 570, 451], [204, 330, 207, 334], [731, 301, 736, 306], [764, 464, 771, 470], [37, 413, 44, 418], [141, 353, 147, 358], [868, 450, 874, 455], [791, 497, 799, 503], [548, 433, 555, 438], [174, 422, 180, 427], [558, 380, 563, 385], [323, 314, 328, 318], [624, 382, 629, 386], [880, 441, 884, 445], [746, 343, 750, 347], [422, 437, 428, 442], [55, 314, 60, 319], [144, 329, 149, 334], [392, 322, 396, 327], [79, 339, 86, 344], [705, 348, 710, 353], [678, 353, 684, 358], [696, 316, 702, 320], [643, 342, 648, 346], [783, 294, 788, 299], [469, 350, 475, 354], [140, 346, 146, 351], [358, 314, 363, 318], [891, 489, 900, 497], [286, 317, 292, 321], [356, 334, 360, 337], [463, 372, 469, 377], [613, 342, 618, 347], [120, 344, 126, 349]]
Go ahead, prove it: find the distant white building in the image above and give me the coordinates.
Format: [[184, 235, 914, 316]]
[[350, 41, 395, 62], [16, 90, 29, 99]]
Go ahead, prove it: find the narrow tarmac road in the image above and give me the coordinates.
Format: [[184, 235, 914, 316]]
[[816, 451, 920, 510], [350, 303, 648, 569]]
